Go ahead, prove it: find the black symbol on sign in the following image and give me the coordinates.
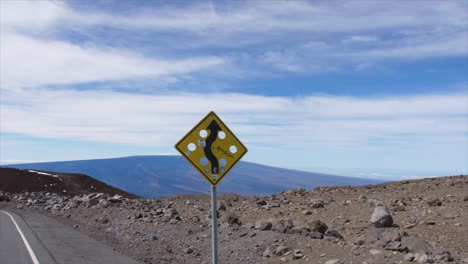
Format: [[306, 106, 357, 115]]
[[204, 120, 221, 174]]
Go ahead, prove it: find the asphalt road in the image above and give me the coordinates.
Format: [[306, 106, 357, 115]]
[[0, 210, 141, 264]]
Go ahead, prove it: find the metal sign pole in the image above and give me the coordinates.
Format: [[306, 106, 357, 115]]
[[211, 185, 218, 264]]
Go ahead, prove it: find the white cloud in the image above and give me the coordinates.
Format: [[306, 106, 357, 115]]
[[0, 159, 45, 165], [343, 36, 380, 43], [1, 89, 466, 152], [0, 0, 65, 32], [353, 34, 467, 59], [62, 1, 466, 34], [0, 33, 223, 89], [0, 1, 224, 90], [2, 0, 466, 84]]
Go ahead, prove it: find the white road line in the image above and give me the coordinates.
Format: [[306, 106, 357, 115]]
[[1, 210, 40, 264]]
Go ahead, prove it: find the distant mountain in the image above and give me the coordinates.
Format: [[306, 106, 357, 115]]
[[5, 156, 384, 198], [0, 167, 140, 198]]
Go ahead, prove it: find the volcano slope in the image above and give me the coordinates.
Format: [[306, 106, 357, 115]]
[[0, 167, 139, 198], [1, 175, 467, 264]]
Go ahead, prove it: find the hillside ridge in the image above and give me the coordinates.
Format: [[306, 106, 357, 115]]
[[5, 155, 384, 198]]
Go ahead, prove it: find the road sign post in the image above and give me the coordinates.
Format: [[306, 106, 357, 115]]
[[175, 111, 247, 264], [211, 185, 218, 264]]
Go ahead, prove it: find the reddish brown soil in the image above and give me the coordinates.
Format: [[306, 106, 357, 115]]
[[0, 167, 139, 198]]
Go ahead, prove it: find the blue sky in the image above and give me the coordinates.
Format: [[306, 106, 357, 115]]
[[1, 0, 467, 180]]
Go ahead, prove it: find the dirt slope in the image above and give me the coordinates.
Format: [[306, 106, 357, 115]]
[[0, 167, 139, 198], [1, 175, 467, 263]]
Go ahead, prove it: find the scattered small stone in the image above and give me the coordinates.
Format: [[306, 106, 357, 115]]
[[268, 202, 281, 208], [255, 220, 272, 231], [218, 203, 227, 211], [358, 194, 367, 201], [263, 246, 273, 258], [325, 230, 344, 240], [183, 248, 193, 254], [424, 220, 436, 225], [224, 213, 241, 225], [404, 222, 417, 229], [310, 199, 325, 208], [385, 241, 407, 252], [433, 250, 453, 262], [427, 198, 442, 207], [302, 210, 312, 215], [393, 205, 406, 212], [404, 253, 415, 261], [275, 245, 290, 256], [325, 259, 341, 264], [293, 249, 304, 259], [310, 232, 323, 239], [354, 235, 366, 245], [416, 253, 432, 263]]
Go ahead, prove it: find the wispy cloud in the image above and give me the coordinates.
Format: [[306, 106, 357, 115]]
[[0, 1, 224, 90], [2, 89, 465, 149], [0, 33, 223, 89], [1, 0, 466, 87]]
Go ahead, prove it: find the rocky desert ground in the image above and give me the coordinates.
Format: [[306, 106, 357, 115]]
[[1, 175, 467, 264]]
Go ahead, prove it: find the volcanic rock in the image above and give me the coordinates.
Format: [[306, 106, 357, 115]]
[[255, 220, 272, 231], [370, 206, 393, 228]]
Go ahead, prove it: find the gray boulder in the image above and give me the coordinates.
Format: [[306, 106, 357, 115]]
[[310, 220, 328, 234], [370, 206, 393, 228]]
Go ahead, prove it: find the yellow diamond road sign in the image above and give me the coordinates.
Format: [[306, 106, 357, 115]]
[[175, 111, 248, 186]]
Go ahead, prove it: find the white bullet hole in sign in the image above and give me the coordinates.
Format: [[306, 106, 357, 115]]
[[199, 130, 208, 138], [200, 157, 209, 166], [218, 131, 226, 139], [220, 158, 227, 167], [230, 145, 237, 154], [188, 143, 196, 151]]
